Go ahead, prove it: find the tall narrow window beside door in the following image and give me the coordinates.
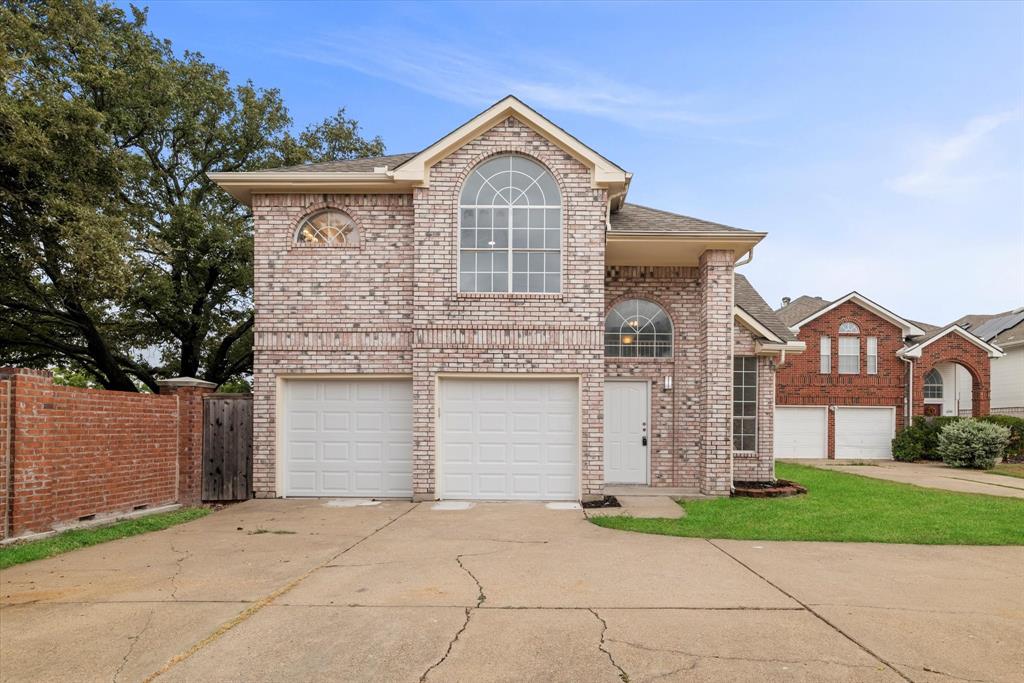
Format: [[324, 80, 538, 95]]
[[733, 356, 757, 452]]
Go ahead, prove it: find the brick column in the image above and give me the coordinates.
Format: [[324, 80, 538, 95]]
[[699, 250, 735, 496], [158, 378, 217, 505]]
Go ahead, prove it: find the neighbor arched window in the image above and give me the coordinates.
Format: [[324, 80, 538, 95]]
[[295, 209, 359, 246], [924, 368, 943, 399], [838, 322, 860, 334], [605, 299, 673, 357], [458, 154, 561, 293]]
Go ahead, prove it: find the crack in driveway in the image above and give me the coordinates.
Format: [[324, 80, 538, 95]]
[[167, 542, 190, 602], [589, 608, 630, 682], [418, 607, 472, 682], [455, 554, 487, 607], [113, 610, 154, 682]]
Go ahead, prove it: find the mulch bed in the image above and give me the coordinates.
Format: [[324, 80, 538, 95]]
[[582, 495, 621, 509], [732, 479, 807, 498]]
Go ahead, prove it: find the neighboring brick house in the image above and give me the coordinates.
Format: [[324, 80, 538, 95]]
[[210, 96, 803, 501], [774, 292, 1003, 460]]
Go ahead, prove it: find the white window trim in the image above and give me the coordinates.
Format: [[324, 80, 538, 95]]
[[820, 336, 831, 374], [838, 336, 860, 375], [733, 356, 758, 452], [866, 336, 878, 375]]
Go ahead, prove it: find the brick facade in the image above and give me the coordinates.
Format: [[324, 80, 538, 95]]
[[0, 368, 212, 539], [913, 333, 991, 418], [733, 326, 777, 482], [776, 300, 992, 457], [250, 115, 767, 498]]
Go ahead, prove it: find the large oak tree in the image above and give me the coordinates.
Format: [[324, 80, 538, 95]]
[[0, 0, 384, 390]]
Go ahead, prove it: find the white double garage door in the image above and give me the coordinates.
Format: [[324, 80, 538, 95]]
[[775, 406, 895, 459], [282, 377, 577, 499]]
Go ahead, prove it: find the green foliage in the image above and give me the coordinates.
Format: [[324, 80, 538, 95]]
[[50, 367, 100, 388], [590, 463, 1024, 545], [0, 507, 210, 570], [891, 416, 963, 462], [977, 415, 1024, 463], [0, 0, 385, 391], [937, 420, 1010, 470], [218, 377, 252, 393]]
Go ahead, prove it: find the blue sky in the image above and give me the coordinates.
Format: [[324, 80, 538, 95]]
[[130, 1, 1023, 323]]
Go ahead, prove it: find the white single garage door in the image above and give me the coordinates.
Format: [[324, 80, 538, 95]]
[[835, 407, 894, 459], [439, 378, 578, 500], [774, 407, 828, 459], [283, 379, 413, 497]]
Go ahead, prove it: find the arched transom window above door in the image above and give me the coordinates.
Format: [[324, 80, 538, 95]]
[[605, 299, 673, 358], [458, 154, 561, 293], [923, 368, 943, 399]]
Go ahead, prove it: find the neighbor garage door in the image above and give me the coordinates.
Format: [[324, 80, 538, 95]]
[[439, 378, 578, 500], [835, 407, 894, 459], [283, 379, 413, 497], [774, 406, 828, 459]]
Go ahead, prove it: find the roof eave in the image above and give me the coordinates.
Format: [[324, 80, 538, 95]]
[[791, 292, 926, 337], [207, 172, 412, 206]]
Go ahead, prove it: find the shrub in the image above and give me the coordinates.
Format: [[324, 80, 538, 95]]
[[977, 415, 1024, 463], [937, 419, 1010, 470], [891, 416, 962, 462], [892, 422, 926, 462]]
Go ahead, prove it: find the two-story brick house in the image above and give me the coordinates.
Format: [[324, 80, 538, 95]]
[[210, 96, 803, 501], [774, 292, 1002, 460]]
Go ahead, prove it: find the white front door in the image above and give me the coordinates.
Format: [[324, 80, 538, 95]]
[[438, 378, 579, 500], [604, 380, 649, 484], [835, 407, 894, 459]]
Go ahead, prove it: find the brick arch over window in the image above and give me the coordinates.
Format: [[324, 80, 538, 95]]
[[913, 337, 991, 418]]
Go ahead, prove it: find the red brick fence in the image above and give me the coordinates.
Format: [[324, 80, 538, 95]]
[[0, 368, 218, 540]]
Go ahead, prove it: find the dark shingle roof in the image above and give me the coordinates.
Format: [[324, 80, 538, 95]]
[[255, 153, 418, 173], [775, 295, 830, 327], [953, 309, 1024, 346], [735, 275, 797, 343], [609, 203, 755, 235]]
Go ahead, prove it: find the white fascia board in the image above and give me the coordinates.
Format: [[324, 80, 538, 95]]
[[734, 306, 785, 344], [901, 326, 1005, 359], [792, 292, 926, 337], [391, 96, 629, 190], [755, 340, 807, 355]]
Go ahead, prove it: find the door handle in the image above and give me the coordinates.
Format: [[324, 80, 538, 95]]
[[642, 436, 648, 447]]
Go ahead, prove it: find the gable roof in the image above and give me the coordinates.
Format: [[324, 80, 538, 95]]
[[735, 275, 797, 343], [609, 203, 756, 236], [778, 292, 926, 337], [209, 96, 631, 206], [391, 96, 630, 196], [899, 324, 1005, 359], [953, 309, 1024, 347], [775, 295, 829, 327]]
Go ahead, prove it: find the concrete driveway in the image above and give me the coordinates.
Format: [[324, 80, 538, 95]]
[[1, 500, 1021, 682], [791, 459, 1024, 498]]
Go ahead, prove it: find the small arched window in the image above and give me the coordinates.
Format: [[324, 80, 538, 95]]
[[838, 322, 860, 334], [605, 299, 673, 358], [924, 368, 943, 399], [458, 154, 561, 293], [295, 209, 359, 246]]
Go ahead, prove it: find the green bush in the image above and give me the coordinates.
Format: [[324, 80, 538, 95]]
[[937, 420, 1010, 470], [977, 415, 1024, 463], [892, 416, 963, 462]]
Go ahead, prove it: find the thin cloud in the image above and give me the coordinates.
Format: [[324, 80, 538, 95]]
[[890, 110, 1020, 196], [279, 31, 753, 129]]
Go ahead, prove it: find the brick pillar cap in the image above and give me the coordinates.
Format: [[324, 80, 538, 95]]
[[156, 377, 218, 389]]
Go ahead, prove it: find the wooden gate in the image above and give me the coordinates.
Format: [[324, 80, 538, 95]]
[[202, 394, 253, 501]]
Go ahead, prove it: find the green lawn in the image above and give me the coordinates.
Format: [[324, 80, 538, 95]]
[[0, 507, 211, 570], [591, 463, 1024, 545], [992, 462, 1024, 479]]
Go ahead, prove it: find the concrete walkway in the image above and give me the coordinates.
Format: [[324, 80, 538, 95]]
[[791, 459, 1024, 498], [1, 500, 1021, 682]]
